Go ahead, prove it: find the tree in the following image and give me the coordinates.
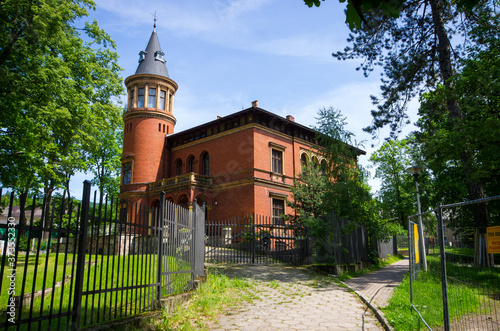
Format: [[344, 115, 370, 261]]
[[416, 20, 500, 265], [305, 0, 498, 235], [288, 107, 399, 262], [303, 0, 483, 29], [370, 138, 415, 228], [287, 156, 329, 219], [88, 112, 124, 199], [0, 0, 123, 230]]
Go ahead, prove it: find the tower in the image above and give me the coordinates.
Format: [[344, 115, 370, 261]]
[[121, 27, 178, 197]]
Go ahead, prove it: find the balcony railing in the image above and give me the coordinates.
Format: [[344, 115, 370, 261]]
[[149, 173, 213, 191]]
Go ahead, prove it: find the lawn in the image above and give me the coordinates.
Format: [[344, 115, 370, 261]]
[[1, 251, 192, 330], [383, 254, 500, 330]]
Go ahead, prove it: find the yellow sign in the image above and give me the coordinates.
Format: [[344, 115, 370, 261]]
[[414, 223, 420, 263], [486, 226, 500, 254]]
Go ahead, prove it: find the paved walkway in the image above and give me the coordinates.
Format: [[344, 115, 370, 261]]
[[344, 258, 409, 330], [206, 260, 409, 331], [344, 259, 408, 309]]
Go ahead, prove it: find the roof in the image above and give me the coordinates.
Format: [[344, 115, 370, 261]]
[[135, 29, 170, 78], [166, 106, 366, 156]]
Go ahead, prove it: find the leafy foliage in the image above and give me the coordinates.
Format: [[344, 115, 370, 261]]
[[0, 0, 123, 198], [416, 19, 500, 227], [369, 137, 433, 228], [288, 107, 400, 256]]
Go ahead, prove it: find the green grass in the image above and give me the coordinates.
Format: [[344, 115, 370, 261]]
[[383, 255, 500, 330], [336, 254, 404, 282], [1, 252, 192, 330], [138, 268, 253, 330]]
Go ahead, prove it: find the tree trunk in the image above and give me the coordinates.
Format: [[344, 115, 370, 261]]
[[18, 189, 28, 236], [42, 179, 55, 245], [429, 0, 490, 266]]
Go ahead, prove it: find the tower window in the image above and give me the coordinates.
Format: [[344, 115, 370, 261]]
[[137, 88, 145, 108], [163, 124, 165, 133], [159, 123, 161, 132], [122, 162, 132, 184], [160, 90, 166, 110], [154, 50, 165, 63], [148, 88, 156, 108], [138, 51, 147, 63]]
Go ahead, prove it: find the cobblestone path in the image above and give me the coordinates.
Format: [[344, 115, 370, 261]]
[[207, 264, 383, 331]]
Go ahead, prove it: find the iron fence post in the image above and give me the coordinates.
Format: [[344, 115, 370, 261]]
[[192, 199, 197, 283], [71, 180, 91, 331], [156, 191, 165, 303], [251, 217, 255, 264], [436, 205, 450, 331]]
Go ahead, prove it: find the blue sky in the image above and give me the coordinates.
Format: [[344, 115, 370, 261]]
[[70, 0, 419, 198]]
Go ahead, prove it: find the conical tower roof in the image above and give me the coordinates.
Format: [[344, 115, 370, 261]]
[[135, 29, 169, 78]]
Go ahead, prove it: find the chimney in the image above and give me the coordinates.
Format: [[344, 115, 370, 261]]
[[251, 100, 258, 108], [286, 115, 295, 122], [217, 116, 222, 119]]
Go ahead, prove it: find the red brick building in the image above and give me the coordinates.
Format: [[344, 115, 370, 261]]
[[119, 29, 365, 224]]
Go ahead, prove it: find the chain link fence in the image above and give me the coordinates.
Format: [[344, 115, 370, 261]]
[[408, 195, 500, 330]]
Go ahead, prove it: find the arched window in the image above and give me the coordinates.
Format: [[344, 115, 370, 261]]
[[300, 154, 308, 174], [201, 152, 209, 176], [175, 159, 182, 176], [320, 160, 328, 175], [312, 157, 319, 170], [187, 155, 195, 173]]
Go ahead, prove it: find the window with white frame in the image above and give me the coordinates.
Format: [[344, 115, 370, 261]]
[[148, 88, 156, 108], [137, 88, 145, 108], [160, 90, 166, 110]]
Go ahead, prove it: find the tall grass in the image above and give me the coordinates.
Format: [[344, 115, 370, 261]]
[[140, 268, 253, 331]]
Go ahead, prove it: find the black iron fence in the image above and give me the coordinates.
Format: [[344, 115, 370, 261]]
[[205, 211, 370, 266], [312, 211, 369, 265], [408, 195, 500, 330], [0, 182, 205, 330], [205, 214, 310, 265]]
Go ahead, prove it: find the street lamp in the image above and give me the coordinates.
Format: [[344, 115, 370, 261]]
[[407, 165, 428, 271]]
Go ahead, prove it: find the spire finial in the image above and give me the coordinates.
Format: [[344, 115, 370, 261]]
[[153, 10, 157, 30]]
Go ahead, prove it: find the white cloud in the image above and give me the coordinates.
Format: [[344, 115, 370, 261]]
[[94, 0, 342, 61]]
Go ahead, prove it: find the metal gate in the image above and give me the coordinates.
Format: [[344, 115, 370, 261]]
[[205, 214, 310, 265]]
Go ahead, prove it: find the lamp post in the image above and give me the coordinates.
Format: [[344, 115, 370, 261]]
[[407, 165, 428, 271]]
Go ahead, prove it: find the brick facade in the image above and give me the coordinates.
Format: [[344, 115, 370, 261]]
[[119, 30, 365, 224]]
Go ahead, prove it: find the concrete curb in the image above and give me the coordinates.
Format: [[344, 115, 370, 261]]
[[341, 281, 393, 331]]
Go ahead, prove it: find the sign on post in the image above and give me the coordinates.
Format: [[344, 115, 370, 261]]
[[414, 223, 420, 264], [486, 226, 500, 254]]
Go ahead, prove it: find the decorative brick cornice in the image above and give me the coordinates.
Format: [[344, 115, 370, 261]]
[[124, 73, 178, 91], [123, 110, 176, 124]]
